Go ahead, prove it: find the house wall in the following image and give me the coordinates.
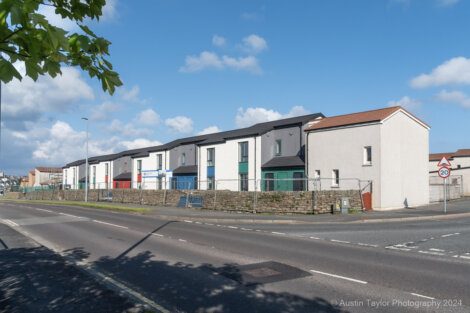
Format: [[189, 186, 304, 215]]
[[307, 123, 382, 208], [91, 161, 112, 189], [198, 136, 261, 191], [170, 144, 197, 170], [261, 126, 303, 164], [453, 156, 470, 168], [132, 151, 171, 190], [113, 156, 132, 178], [380, 111, 429, 209]]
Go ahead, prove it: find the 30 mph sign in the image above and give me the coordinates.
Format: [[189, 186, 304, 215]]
[[438, 166, 451, 179]]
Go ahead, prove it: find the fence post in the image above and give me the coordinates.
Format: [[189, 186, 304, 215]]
[[139, 183, 144, 205], [213, 180, 218, 209], [253, 179, 258, 214]]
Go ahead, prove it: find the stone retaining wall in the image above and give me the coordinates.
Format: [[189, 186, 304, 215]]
[[19, 188, 363, 214]]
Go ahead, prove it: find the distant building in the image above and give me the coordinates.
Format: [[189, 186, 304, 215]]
[[33, 167, 63, 187], [429, 149, 470, 196], [28, 170, 35, 187]]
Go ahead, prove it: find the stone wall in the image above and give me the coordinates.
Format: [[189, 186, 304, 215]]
[[19, 188, 363, 214]]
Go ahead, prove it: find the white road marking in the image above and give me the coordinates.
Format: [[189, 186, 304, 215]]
[[411, 293, 435, 300], [357, 243, 379, 248], [92, 220, 128, 229], [241, 228, 252, 231], [458, 255, 470, 260], [183, 220, 193, 223], [309, 236, 320, 240], [205, 223, 214, 226], [59, 212, 84, 219], [441, 233, 460, 238], [194, 222, 202, 224], [418, 250, 445, 256], [429, 248, 445, 252], [35, 208, 53, 213], [228, 226, 238, 229], [255, 230, 261, 232], [271, 231, 286, 235], [310, 269, 367, 284], [330, 239, 350, 244], [2, 219, 18, 227], [386, 246, 411, 251], [178, 239, 187, 242], [151, 233, 164, 237]]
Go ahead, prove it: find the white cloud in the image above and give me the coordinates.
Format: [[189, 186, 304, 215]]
[[436, 90, 470, 108], [411, 57, 470, 88], [387, 96, 421, 110], [165, 116, 194, 133], [101, 0, 118, 21], [242, 34, 268, 54], [107, 119, 152, 137], [119, 85, 141, 102], [90, 101, 121, 121], [135, 109, 160, 125], [197, 126, 221, 135], [180, 51, 261, 74], [119, 138, 162, 150], [212, 35, 226, 47], [31, 121, 115, 164], [235, 106, 310, 128], [3, 66, 94, 129]]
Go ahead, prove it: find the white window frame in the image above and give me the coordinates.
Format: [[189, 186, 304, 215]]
[[275, 139, 282, 156], [207, 148, 215, 167], [181, 153, 186, 166]]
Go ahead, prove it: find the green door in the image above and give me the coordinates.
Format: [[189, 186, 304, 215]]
[[275, 172, 289, 191]]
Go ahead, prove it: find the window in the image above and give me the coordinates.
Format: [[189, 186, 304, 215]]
[[457, 164, 461, 169], [314, 170, 321, 179], [181, 153, 186, 166], [207, 148, 215, 167], [208, 176, 215, 190], [239, 173, 248, 191], [105, 163, 109, 176], [157, 154, 163, 170], [137, 160, 142, 174], [239, 142, 249, 163], [364, 146, 372, 165], [275, 140, 282, 156], [332, 169, 340, 187], [293, 172, 304, 191], [265, 173, 274, 191]]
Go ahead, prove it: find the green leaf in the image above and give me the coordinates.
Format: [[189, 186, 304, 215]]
[[0, 58, 22, 83]]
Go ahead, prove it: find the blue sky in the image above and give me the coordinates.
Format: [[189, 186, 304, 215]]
[[2, 0, 470, 174]]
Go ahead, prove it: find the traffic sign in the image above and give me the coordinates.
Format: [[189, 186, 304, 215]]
[[438, 166, 451, 179], [438, 156, 452, 168]]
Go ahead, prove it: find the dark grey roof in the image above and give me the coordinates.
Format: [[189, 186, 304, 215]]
[[113, 172, 132, 181], [262, 156, 305, 169], [173, 165, 198, 175], [63, 113, 323, 168]]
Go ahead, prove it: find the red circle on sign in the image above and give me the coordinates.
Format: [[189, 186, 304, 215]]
[[438, 167, 451, 179]]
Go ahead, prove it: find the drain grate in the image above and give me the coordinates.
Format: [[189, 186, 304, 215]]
[[218, 261, 311, 285]]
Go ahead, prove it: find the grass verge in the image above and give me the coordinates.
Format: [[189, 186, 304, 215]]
[[0, 199, 150, 214]]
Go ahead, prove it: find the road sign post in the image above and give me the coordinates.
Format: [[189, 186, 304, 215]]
[[437, 157, 452, 214]]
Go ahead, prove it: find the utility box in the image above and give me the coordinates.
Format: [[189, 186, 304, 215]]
[[340, 197, 350, 214]]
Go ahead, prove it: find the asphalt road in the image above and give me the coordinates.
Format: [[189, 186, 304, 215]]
[[1, 200, 469, 313]]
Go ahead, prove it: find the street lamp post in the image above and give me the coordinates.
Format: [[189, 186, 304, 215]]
[[82, 117, 89, 202]]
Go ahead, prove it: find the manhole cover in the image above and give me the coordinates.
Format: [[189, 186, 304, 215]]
[[218, 261, 311, 285]]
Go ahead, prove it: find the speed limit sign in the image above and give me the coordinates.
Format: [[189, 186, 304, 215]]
[[438, 166, 451, 179]]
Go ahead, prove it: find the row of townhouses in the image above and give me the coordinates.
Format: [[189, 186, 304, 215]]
[[62, 106, 431, 210]]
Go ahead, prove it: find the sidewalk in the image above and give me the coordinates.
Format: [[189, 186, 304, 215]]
[[0, 224, 143, 313], [92, 197, 470, 224]]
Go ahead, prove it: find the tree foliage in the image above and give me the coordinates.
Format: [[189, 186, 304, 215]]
[[0, 0, 122, 94]]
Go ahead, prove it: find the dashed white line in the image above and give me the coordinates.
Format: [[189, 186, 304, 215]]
[[92, 220, 128, 229], [411, 293, 435, 300], [309, 236, 320, 240], [59, 212, 84, 219], [386, 246, 411, 251], [241, 228, 252, 231], [183, 220, 193, 223], [441, 233, 460, 238], [178, 239, 187, 242], [330, 239, 350, 244], [205, 223, 214, 226], [35, 208, 53, 213], [228, 226, 238, 229], [357, 243, 379, 248], [429, 248, 445, 252], [2, 219, 18, 227], [418, 250, 445, 256], [310, 269, 367, 284], [271, 231, 286, 235], [150, 233, 164, 237], [194, 221, 202, 224], [458, 255, 470, 260]]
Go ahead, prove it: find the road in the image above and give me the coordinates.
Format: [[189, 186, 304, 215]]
[[1, 200, 469, 313]]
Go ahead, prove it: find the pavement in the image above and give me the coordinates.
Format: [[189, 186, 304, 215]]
[[1, 199, 470, 312], [0, 223, 145, 313]]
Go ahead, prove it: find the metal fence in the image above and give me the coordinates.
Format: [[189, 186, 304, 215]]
[[429, 175, 463, 203]]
